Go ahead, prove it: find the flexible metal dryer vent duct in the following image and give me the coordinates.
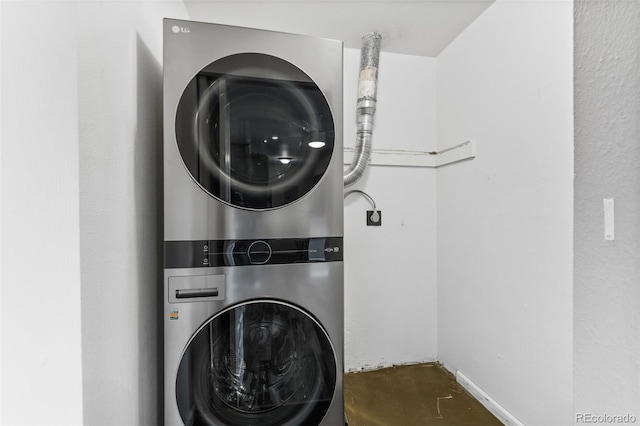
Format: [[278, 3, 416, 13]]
[[344, 32, 382, 187]]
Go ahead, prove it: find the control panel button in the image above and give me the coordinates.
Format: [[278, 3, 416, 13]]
[[247, 240, 272, 264]]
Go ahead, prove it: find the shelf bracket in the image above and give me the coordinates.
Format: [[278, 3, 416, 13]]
[[343, 140, 476, 168]]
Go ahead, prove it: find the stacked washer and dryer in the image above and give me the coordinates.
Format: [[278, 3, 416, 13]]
[[163, 19, 344, 425]]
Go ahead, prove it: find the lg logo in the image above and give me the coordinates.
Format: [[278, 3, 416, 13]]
[[171, 25, 190, 34]]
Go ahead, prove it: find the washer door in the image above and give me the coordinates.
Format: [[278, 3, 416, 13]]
[[176, 301, 337, 426], [175, 53, 335, 210]]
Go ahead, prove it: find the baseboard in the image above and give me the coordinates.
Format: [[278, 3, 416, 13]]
[[455, 371, 525, 426], [345, 359, 438, 374]]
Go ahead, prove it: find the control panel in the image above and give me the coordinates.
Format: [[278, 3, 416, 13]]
[[165, 237, 343, 269]]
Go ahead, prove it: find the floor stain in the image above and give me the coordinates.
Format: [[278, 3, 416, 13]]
[[344, 363, 504, 426]]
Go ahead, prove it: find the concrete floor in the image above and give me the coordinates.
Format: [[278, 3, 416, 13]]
[[344, 363, 503, 426]]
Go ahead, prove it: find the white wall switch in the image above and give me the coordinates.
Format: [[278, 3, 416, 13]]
[[604, 198, 615, 241]]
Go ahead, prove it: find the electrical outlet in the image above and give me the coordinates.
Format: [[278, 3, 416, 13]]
[[366, 210, 382, 226]]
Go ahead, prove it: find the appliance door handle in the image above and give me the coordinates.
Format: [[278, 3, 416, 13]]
[[175, 288, 219, 299]]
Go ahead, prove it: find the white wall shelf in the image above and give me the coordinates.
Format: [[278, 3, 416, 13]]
[[343, 140, 476, 168]]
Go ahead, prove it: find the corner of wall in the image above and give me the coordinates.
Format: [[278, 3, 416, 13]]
[[435, 1, 574, 424]]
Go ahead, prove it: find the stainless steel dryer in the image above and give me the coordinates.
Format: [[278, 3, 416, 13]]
[[163, 19, 344, 426], [164, 19, 343, 241]]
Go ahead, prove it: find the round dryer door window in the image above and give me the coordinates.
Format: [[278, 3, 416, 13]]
[[175, 53, 335, 210], [175, 300, 337, 426]]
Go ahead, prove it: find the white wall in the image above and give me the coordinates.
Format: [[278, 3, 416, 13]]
[[574, 0, 640, 421], [1, 1, 83, 424], [342, 49, 438, 370], [0, 1, 4, 422], [76, 2, 188, 425], [436, 1, 573, 425]]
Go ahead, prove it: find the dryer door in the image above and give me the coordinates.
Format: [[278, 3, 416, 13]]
[[175, 53, 335, 210], [175, 300, 337, 426]]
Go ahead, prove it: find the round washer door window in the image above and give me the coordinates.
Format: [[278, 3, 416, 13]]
[[175, 301, 337, 426], [175, 53, 335, 210]]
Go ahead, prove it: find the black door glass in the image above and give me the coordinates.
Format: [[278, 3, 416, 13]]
[[175, 54, 335, 210], [176, 301, 337, 426]]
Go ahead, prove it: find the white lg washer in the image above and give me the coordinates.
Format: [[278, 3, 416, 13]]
[[163, 19, 344, 426]]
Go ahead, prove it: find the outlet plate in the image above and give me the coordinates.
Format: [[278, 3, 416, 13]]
[[366, 210, 382, 226]]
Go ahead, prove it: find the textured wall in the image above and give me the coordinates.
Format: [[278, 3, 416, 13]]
[[574, 0, 640, 420]]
